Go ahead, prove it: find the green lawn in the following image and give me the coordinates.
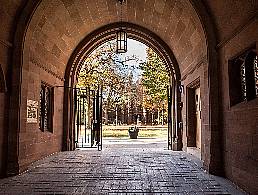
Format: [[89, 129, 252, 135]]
[[102, 126, 167, 138]]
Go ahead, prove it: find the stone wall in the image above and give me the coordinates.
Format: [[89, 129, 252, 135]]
[[0, 45, 8, 177], [0, 0, 24, 177], [16, 6, 65, 172], [0, 88, 7, 178], [1, 0, 257, 193], [218, 20, 258, 194], [206, 1, 258, 193], [17, 0, 207, 173]]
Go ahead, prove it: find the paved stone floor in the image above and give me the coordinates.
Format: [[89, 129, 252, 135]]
[[0, 140, 245, 194]]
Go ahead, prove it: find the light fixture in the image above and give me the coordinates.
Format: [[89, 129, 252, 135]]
[[116, 29, 127, 53], [116, 0, 127, 53]]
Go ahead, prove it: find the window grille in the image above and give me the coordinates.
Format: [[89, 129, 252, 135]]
[[254, 55, 258, 96], [240, 61, 247, 100], [245, 51, 257, 100], [229, 46, 257, 106], [39, 83, 53, 132]]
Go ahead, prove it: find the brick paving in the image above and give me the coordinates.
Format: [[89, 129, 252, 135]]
[[0, 142, 245, 194]]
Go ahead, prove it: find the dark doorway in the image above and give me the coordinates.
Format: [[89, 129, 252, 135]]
[[187, 80, 201, 158]]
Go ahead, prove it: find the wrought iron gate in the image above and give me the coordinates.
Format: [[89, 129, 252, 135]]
[[167, 85, 173, 150], [167, 79, 183, 151], [74, 87, 103, 150]]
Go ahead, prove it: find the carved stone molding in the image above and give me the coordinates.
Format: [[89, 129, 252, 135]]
[[181, 56, 207, 81]]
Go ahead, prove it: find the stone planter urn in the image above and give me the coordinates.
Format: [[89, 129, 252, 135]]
[[128, 126, 139, 139]]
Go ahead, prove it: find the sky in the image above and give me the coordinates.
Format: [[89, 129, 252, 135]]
[[124, 38, 147, 61], [119, 38, 147, 82], [81, 38, 148, 83]]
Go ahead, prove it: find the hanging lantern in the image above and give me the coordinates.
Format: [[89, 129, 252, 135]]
[[116, 29, 127, 53], [116, 0, 127, 53]]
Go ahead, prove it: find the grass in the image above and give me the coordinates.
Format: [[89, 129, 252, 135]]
[[102, 126, 167, 138]]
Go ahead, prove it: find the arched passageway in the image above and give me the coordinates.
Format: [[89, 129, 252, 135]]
[[8, 0, 221, 178], [71, 38, 174, 150], [63, 22, 182, 152], [1, 0, 257, 194]]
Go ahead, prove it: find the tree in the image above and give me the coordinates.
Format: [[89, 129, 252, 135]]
[[77, 40, 169, 126], [77, 40, 140, 125], [139, 47, 169, 125]]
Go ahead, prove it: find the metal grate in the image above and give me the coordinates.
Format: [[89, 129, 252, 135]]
[[240, 61, 247, 100], [74, 86, 103, 150], [254, 55, 258, 96]]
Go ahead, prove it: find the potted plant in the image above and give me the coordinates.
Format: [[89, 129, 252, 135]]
[[128, 126, 139, 139]]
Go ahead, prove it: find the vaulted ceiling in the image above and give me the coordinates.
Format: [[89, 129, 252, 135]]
[[1, 0, 257, 79], [24, 0, 206, 79]]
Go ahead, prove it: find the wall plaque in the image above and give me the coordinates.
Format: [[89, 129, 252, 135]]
[[27, 100, 38, 123]]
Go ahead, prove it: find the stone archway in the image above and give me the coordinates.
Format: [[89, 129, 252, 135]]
[[7, 0, 221, 177], [63, 22, 182, 151]]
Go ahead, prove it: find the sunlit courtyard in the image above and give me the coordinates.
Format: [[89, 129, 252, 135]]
[[74, 38, 171, 148]]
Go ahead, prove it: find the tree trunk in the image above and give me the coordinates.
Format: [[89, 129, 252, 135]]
[[87, 94, 91, 129], [162, 107, 164, 126], [105, 106, 108, 125], [152, 110, 154, 126], [115, 106, 118, 126], [158, 109, 160, 125]]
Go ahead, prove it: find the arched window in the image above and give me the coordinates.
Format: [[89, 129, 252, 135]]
[[0, 64, 7, 93]]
